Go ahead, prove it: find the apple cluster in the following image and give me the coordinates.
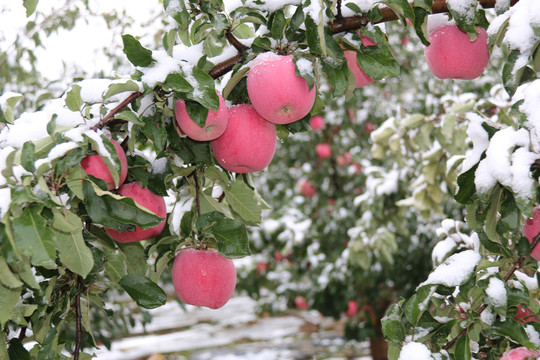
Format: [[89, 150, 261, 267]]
[[80, 138, 167, 243]]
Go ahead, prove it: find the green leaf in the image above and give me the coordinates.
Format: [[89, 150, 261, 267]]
[[0, 282, 21, 327], [53, 209, 94, 278], [455, 163, 478, 204], [22, 0, 38, 17], [305, 16, 322, 55], [83, 181, 164, 231], [103, 80, 140, 100], [447, 0, 477, 39], [489, 319, 534, 348], [383, 0, 415, 24], [122, 34, 154, 67], [141, 114, 168, 153], [12, 204, 57, 268], [186, 67, 219, 111], [357, 45, 400, 80], [164, 73, 193, 93], [21, 141, 36, 173], [118, 242, 147, 275], [185, 100, 210, 128], [197, 212, 250, 258], [270, 9, 286, 40], [8, 338, 30, 360], [174, 137, 213, 165], [381, 318, 405, 342], [0, 93, 23, 124], [65, 84, 83, 112], [321, 58, 350, 97], [0, 257, 23, 289], [223, 66, 250, 101], [454, 334, 472, 360], [119, 274, 166, 309], [114, 110, 143, 125], [226, 180, 262, 226]]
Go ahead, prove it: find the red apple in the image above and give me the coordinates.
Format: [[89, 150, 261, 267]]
[[316, 143, 332, 160], [256, 261, 268, 275], [344, 36, 376, 89], [299, 180, 316, 198], [310, 115, 324, 130], [104, 182, 166, 242], [295, 296, 308, 310], [424, 25, 489, 80], [501, 347, 540, 360], [346, 300, 358, 317], [172, 248, 236, 309], [523, 207, 540, 260], [247, 53, 316, 124], [174, 92, 229, 141], [80, 139, 128, 190], [210, 104, 276, 173], [365, 122, 375, 133], [514, 305, 539, 324]]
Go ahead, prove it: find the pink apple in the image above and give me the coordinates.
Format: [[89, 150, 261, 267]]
[[105, 182, 166, 242], [424, 25, 489, 80], [175, 92, 229, 141], [365, 122, 375, 133], [514, 305, 539, 324], [344, 36, 376, 89], [172, 248, 236, 309], [81, 139, 128, 190], [316, 143, 332, 160], [247, 53, 316, 124], [295, 296, 308, 310], [523, 207, 540, 260], [346, 300, 358, 317], [210, 104, 276, 173], [310, 115, 324, 130], [256, 261, 268, 275], [299, 180, 316, 198], [501, 347, 540, 360]]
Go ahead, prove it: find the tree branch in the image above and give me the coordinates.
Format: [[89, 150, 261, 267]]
[[93, 91, 143, 130], [73, 277, 84, 360]]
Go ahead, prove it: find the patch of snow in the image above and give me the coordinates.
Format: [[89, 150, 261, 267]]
[[398, 342, 432, 360], [486, 277, 507, 308], [420, 250, 480, 287]]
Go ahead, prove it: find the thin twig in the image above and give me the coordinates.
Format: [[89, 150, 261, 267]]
[[93, 91, 143, 130], [192, 169, 202, 217]]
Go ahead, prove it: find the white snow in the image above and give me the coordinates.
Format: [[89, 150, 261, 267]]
[[526, 325, 540, 347], [521, 79, 540, 152], [427, 14, 456, 34], [224, 0, 302, 14], [0, 188, 11, 219], [420, 250, 480, 287], [485, 277, 507, 308], [398, 342, 432, 360], [460, 113, 489, 173]]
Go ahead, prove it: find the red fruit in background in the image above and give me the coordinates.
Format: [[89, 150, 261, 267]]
[[299, 180, 316, 198], [175, 92, 229, 141], [424, 25, 489, 80], [256, 261, 268, 275], [523, 207, 540, 260], [247, 53, 316, 124], [316, 143, 332, 160], [211, 104, 277, 173], [172, 248, 236, 309], [514, 305, 539, 324], [346, 301, 358, 317], [310, 115, 325, 130], [295, 296, 308, 310], [501, 347, 540, 360], [344, 36, 376, 89], [364, 122, 375, 133], [104, 182, 166, 243], [336, 152, 352, 167], [80, 138, 128, 190]]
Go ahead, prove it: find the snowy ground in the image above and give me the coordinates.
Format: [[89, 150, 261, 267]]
[[93, 296, 372, 360]]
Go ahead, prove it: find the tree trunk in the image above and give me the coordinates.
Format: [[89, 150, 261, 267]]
[[369, 335, 389, 360]]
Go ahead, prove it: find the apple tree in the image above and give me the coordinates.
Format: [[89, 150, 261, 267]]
[[0, 0, 539, 360]]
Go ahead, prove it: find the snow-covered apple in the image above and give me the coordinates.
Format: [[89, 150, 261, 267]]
[[174, 92, 229, 141], [310, 115, 324, 130], [211, 104, 276, 173], [247, 53, 316, 124], [80, 138, 128, 190], [105, 182, 166, 242], [424, 25, 489, 80], [344, 36, 376, 88], [501, 347, 540, 360], [172, 248, 236, 309], [523, 207, 540, 260], [316, 143, 332, 159]]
